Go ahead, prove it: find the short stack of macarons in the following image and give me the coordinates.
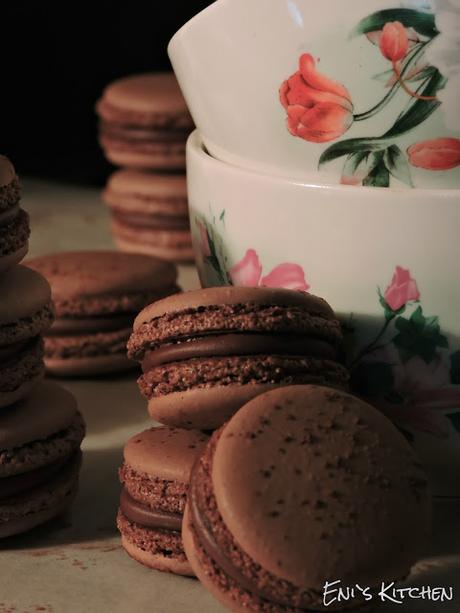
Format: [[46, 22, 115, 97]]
[[26, 250, 180, 377], [116, 285, 432, 612], [97, 73, 195, 262], [116, 285, 348, 573], [0, 156, 86, 538]]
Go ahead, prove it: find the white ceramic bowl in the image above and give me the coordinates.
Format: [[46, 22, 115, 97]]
[[171, 0, 460, 188], [187, 130, 460, 495]]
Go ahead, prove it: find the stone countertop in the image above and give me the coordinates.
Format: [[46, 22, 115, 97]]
[[0, 179, 458, 613]]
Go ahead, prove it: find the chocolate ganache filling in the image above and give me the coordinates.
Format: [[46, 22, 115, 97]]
[[142, 333, 338, 372], [189, 462, 322, 611], [0, 452, 81, 500], [111, 210, 190, 231], [47, 313, 135, 336], [120, 488, 182, 531]]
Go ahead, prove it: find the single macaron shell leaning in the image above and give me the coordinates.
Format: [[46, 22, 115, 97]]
[[26, 251, 179, 377], [0, 155, 30, 273], [96, 73, 194, 171], [0, 381, 85, 538], [0, 266, 54, 408], [103, 170, 193, 262], [118, 426, 209, 576], [183, 385, 432, 613], [127, 287, 349, 430]]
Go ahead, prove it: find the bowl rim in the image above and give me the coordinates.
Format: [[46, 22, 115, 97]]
[[187, 130, 460, 197], [168, 0, 226, 58]]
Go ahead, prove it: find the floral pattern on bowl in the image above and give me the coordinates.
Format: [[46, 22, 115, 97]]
[[279, 5, 460, 186], [193, 212, 460, 442]]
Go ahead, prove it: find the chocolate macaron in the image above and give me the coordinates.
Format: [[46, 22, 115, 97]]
[[118, 426, 208, 575], [0, 381, 85, 538], [183, 385, 431, 612], [26, 251, 179, 377], [0, 155, 29, 272], [96, 73, 193, 171], [128, 287, 348, 429], [0, 266, 54, 408], [103, 170, 193, 262]]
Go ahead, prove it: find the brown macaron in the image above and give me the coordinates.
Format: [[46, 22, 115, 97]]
[[103, 170, 193, 262], [0, 266, 54, 408], [96, 73, 194, 171], [127, 286, 348, 429], [183, 385, 432, 612], [0, 156, 29, 273], [0, 381, 85, 538], [26, 251, 179, 377], [118, 426, 209, 575]]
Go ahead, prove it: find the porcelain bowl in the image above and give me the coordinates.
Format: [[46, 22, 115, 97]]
[[187, 130, 460, 495], [170, 0, 460, 187]]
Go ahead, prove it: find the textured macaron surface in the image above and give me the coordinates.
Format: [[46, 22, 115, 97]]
[[26, 251, 178, 317], [97, 73, 193, 127], [0, 266, 53, 345], [120, 426, 208, 514], [0, 381, 85, 477], [0, 156, 20, 213], [188, 386, 431, 609]]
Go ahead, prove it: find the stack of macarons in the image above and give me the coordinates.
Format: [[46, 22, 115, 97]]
[[0, 156, 86, 537], [97, 73, 195, 262], [117, 285, 349, 574], [26, 250, 180, 377], [118, 285, 431, 607]]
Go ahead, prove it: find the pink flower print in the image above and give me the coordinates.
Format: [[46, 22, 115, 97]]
[[279, 53, 354, 143], [229, 249, 310, 291], [407, 138, 460, 171], [229, 249, 263, 287], [261, 264, 310, 291], [196, 219, 211, 258], [384, 266, 420, 311], [379, 22, 409, 62]]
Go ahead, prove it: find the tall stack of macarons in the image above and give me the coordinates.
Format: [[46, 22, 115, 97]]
[[97, 73, 195, 262], [0, 156, 86, 537]]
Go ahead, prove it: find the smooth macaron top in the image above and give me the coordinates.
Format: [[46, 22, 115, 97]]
[[133, 287, 335, 329], [0, 381, 78, 449], [26, 250, 178, 316], [124, 427, 209, 483], [98, 73, 192, 118], [106, 169, 187, 200], [211, 385, 430, 591], [0, 265, 51, 326], [0, 156, 16, 188]]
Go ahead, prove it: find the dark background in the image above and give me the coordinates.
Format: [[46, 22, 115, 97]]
[[0, 1, 213, 185]]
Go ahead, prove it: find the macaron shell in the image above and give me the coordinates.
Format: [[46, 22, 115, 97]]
[[26, 251, 177, 302], [100, 73, 191, 117], [102, 145, 186, 171], [134, 287, 334, 328], [0, 156, 16, 188], [147, 384, 281, 430], [106, 169, 187, 200], [0, 494, 75, 539], [0, 244, 28, 273], [44, 352, 136, 377], [182, 505, 244, 613], [211, 385, 431, 590], [123, 426, 208, 482], [0, 373, 43, 410], [114, 229, 193, 263], [120, 532, 193, 576], [0, 265, 51, 326], [0, 381, 78, 449]]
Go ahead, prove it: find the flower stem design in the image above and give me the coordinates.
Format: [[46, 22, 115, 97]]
[[392, 60, 438, 100]]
